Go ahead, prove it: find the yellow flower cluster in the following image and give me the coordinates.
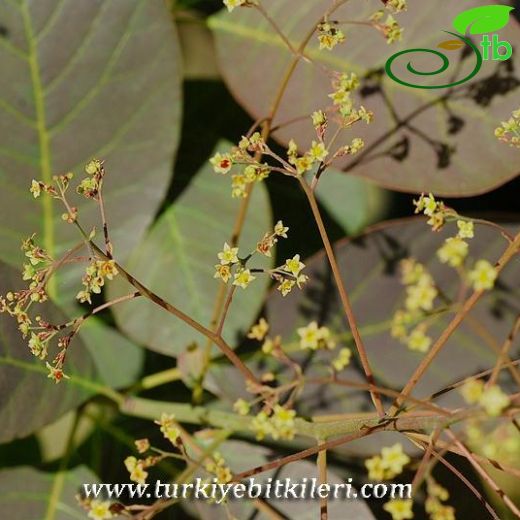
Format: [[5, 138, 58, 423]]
[[317, 22, 346, 51], [250, 405, 297, 441], [371, 12, 404, 44], [495, 107, 520, 147], [460, 380, 510, 416], [124, 456, 149, 485], [155, 413, 181, 445], [77, 159, 105, 199], [275, 253, 309, 297], [365, 443, 410, 481], [425, 478, 454, 520], [413, 193, 448, 231], [205, 452, 233, 483], [287, 138, 328, 175], [210, 133, 270, 198], [391, 259, 437, 353], [76, 259, 118, 304]]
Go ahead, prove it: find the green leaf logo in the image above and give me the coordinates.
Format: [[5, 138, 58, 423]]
[[453, 5, 514, 35]]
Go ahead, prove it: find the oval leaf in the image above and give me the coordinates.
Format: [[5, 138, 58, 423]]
[[452, 5, 514, 35], [0, 0, 182, 301], [108, 142, 273, 357], [209, 0, 520, 195]]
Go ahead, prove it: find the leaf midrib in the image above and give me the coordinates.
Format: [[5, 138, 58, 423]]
[[20, 2, 55, 296]]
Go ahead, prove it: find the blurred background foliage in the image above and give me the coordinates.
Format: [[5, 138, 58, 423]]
[[0, 0, 519, 519]]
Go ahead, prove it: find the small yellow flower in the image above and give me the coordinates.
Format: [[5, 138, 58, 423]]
[[135, 438, 150, 454], [85, 159, 102, 175], [297, 321, 334, 350], [460, 378, 484, 404], [383, 499, 414, 520], [274, 220, 289, 238], [382, 15, 404, 44], [124, 456, 137, 473], [329, 89, 351, 106], [381, 443, 410, 476], [479, 385, 510, 416], [414, 193, 437, 216], [233, 398, 250, 416], [457, 220, 474, 239], [400, 258, 426, 286], [231, 174, 248, 198], [284, 254, 305, 276], [97, 260, 118, 280], [391, 310, 413, 339], [365, 455, 386, 480], [217, 242, 239, 265], [271, 405, 296, 440], [468, 260, 497, 291], [406, 328, 432, 353], [250, 411, 273, 440], [247, 317, 269, 341], [46, 362, 69, 383], [88, 500, 113, 520], [130, 463, 148, 485], [358, 106, 374, 124], [437, 237, 468, 267], [350, 137, 365, 154], [155, 413, 180, 444], [261, 336, 280, 354], [297, 321, 320, 350], [30, 180, 41, 198], [210, 152, 233, 174], [214, 264, 231, 283], [233, 269, 255, 289], [405, 282, 437, 312], [308, 141, 328, 162], [318, 23, 345, 51], [278, 279, 295, 296], [294, 155, 314, 175], [332, 348, 352, 371], [312, 110, 327, 128]]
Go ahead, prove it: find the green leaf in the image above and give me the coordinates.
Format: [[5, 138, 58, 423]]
[[0, 262, 124, 443], [0, 465, 98, 519], [0, 0, 181, 296], [0, 0, 172, 390], [108, 142, 273, 357], [209, 0, 520, 195], [453, 5, 514, 35], [315, 169, 388, 235], [79, 317, 143, 389]]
